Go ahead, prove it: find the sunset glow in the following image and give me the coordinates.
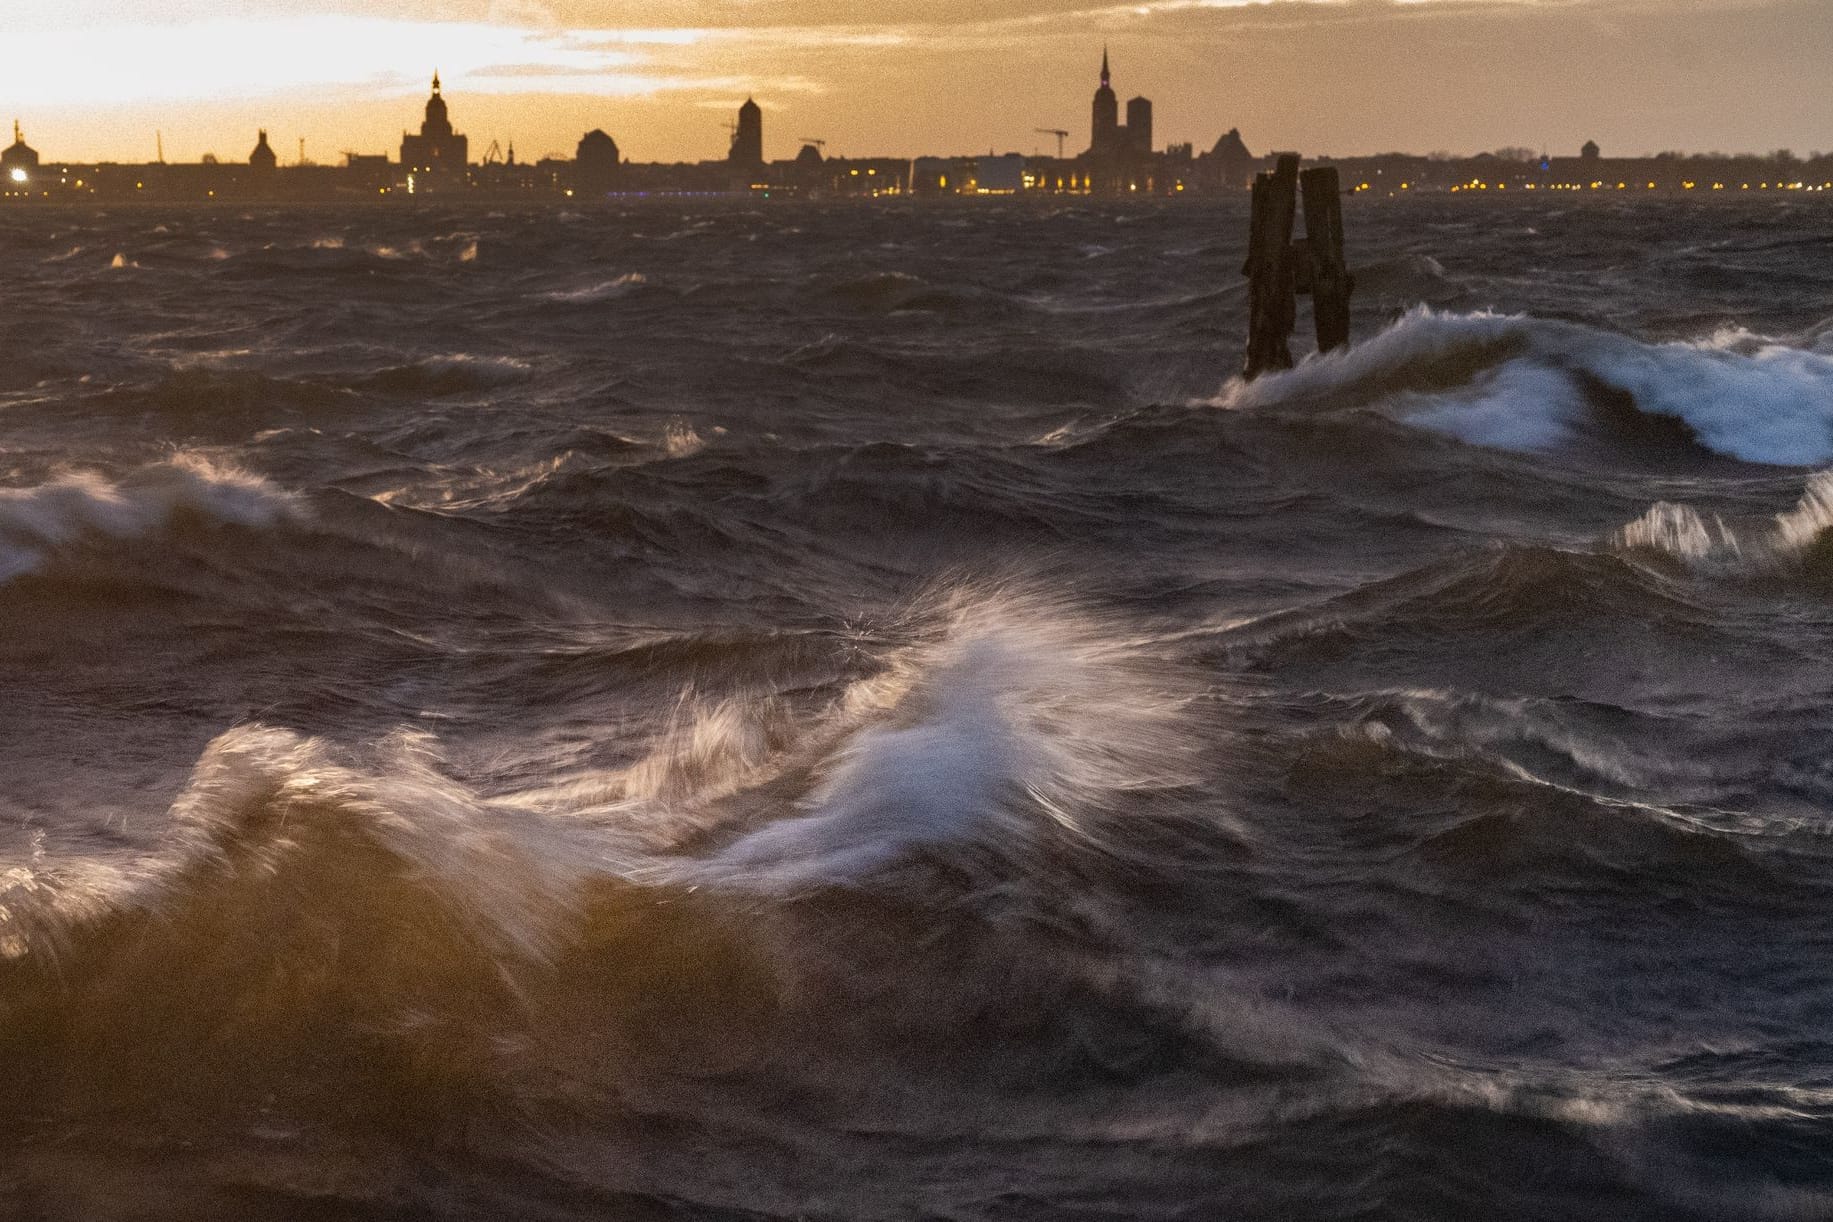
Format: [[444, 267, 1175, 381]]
[[4, 1, 1830, 173]]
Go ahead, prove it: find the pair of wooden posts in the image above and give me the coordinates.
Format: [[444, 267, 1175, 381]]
[[1242, 154, 1353, 379]]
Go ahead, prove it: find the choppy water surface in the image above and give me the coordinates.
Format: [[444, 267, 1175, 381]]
[[4, 198, 1833, 1220]]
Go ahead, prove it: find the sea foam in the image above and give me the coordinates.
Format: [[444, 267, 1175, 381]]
[[0, 453, 301, 582], [1215, 307, 1833, 466]]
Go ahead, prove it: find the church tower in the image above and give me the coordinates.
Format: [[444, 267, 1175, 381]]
[[249, 129, 277, 172], [3, 121, 40, 183], [422, 72, 453, 141], [1126, 96, 1153, 154], [729, 98, 763, 167], [1089, 48, 1119, 157], [400, 71, 469, 184]]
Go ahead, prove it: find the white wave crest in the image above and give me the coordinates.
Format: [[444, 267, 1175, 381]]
[[1614, 502, 1742, 564], [673, 592, 1203, 893], [416, 352, 532, 383], [543, 272, 647, 303], [1612, 470, 1833, 571], [11, 590, 1204, 955], [0, 453, 302, 582], [1212, 306, 1833, 466], [662, 421, 704, 458], [159, 725, 587, 963]]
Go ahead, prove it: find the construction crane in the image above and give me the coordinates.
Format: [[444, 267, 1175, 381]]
[[482, 139, 504, 165], [1036, 128, 1069, 158], [798, 137, 828, 153]]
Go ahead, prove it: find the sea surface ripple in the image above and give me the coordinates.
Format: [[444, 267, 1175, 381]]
[[4, 198, 1833, 1221]]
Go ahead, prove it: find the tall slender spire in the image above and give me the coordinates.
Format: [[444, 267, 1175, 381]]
[[432, 71, 442, 93], [1100, 46, 1110, 88], [11, 120, 19, 145]]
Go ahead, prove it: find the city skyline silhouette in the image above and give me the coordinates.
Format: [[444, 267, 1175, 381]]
[[4, 0, 1829, 166]]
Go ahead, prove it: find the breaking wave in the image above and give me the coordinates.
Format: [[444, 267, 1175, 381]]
[[542, 272, 649, 303], [1, 584, 1206, 983], [0, 454, 302, 582], [362, 353, 534, 395], [0, 586, 1250, 1158], [663, 589, 1203, 893], [1214, 307, 1833, 466], [12, 198, 1833, 1219], [1611, 470, 1833, 574]]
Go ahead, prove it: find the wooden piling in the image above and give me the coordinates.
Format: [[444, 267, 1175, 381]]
[[1242, 153, 1300, 379], [1300, 166, 1353, 353]]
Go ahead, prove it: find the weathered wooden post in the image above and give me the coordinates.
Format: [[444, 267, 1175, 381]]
[[1242, 153, 1300, 379], [1300, 166, 1353, 353], [1242, 154, 1354, 378]]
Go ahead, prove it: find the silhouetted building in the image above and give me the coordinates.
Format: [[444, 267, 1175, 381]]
[[1080, 51, 1156, 192], [249, 129, 277, 173], [1090, 49, 1120, 157], [976, 153, 1026, 193], [576, 128, 621, 194], [819, 157, 908, 197], [1203, 127, 1256, 191], [3, 121, 40, 185], [1582, 140, 1601, 161], [730, 98, 763, 167], [343, 152, 392, 193], [400, 73, 468, 186], [1126, 97, 1153, 154]]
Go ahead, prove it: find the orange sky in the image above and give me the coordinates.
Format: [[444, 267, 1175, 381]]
[[5, 1, 1829, 165]]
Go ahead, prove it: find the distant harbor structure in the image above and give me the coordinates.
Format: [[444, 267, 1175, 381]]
[[3, 58, 1832, 203]]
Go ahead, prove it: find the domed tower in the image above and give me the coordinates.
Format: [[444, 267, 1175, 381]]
[[400, 72, 468, 185], [422, 72, 453, 141], [576, 128, 621, 194], [1089, 48, 1119, 157], [3, 121, 40, 185]]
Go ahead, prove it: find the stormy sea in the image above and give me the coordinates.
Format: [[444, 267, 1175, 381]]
[[3, 197, 1833, 1221]]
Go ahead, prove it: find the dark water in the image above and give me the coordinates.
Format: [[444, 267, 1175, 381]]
[[5, 198, 1833, 1220]]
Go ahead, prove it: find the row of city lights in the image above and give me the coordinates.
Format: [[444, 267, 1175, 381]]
[[1342, 178, 1833, 196], [12, 162, 1833, 199], [1443, 180, 1833, 193]]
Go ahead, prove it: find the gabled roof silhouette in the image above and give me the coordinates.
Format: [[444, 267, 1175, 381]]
[[1211, 128, 1252, 160]]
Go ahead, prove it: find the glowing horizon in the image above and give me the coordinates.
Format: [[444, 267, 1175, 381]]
[[4, 1, 1829, 166]]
